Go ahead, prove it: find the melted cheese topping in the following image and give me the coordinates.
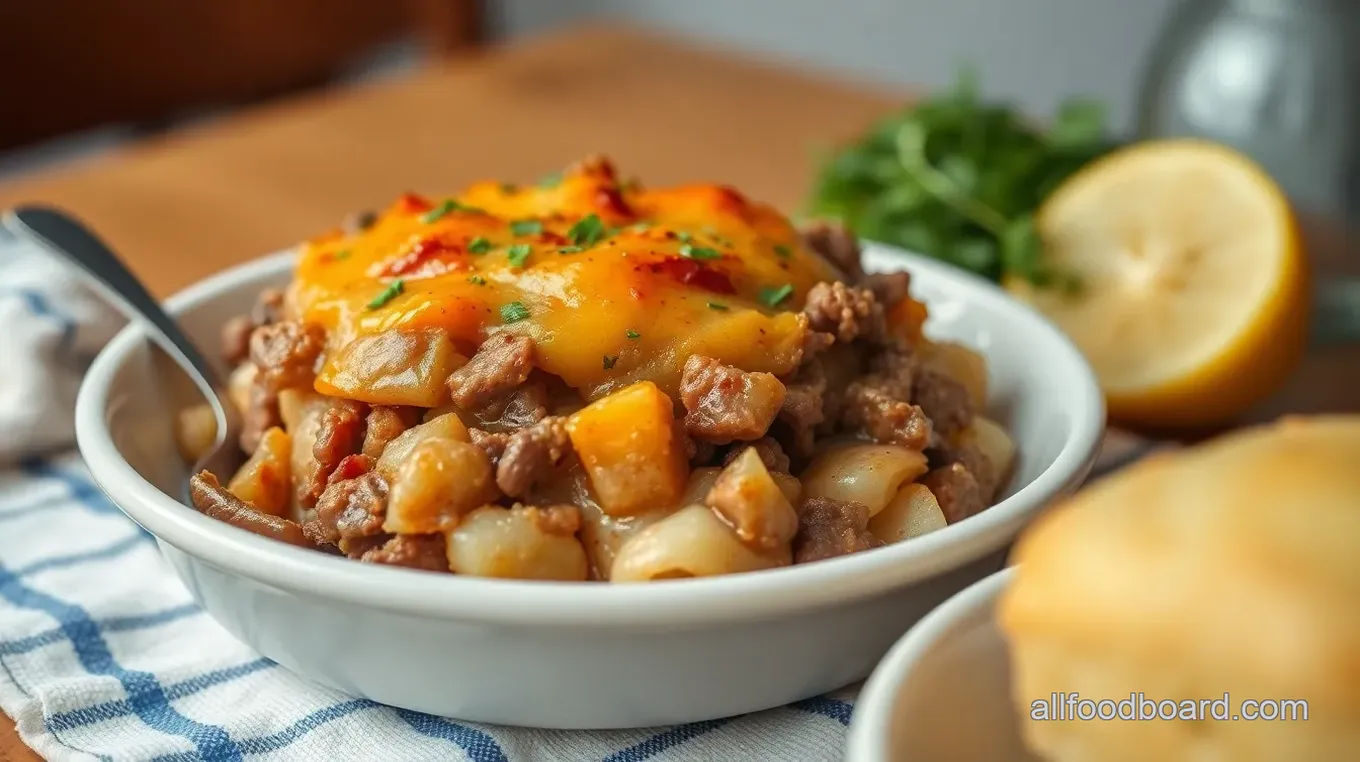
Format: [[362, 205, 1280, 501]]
[[291, 158, 840, 400]]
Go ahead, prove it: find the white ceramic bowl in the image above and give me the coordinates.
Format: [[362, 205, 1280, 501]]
[[844, 569, 1038, 761], [75, 243, 1103, 729]]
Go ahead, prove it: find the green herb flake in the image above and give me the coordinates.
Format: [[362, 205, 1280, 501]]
[[421, 200, 456, 223], [676, 231, 693, 243], [422, 199, 482, 223], [680, 243, 722, 260], [500, 182, 518, 194], [602, 355, 619, 370], [759, 284, 795, 308], [366, 279, 404, 310], [468, 275, 487, 286], [506, 243, 533, 268], [510, 219, 543, 236], [334, 249, 352, 261], [706, 301, 729, 311], [558, 246, 584, 254], [500, 301, 531, 324], [538, 171, 563, 189], [773, 244, 791, 259], [630, 222, 652, 233], [567, 214, 607, 247], [625, 329, 641, 339], [467, 236, 492, 254]]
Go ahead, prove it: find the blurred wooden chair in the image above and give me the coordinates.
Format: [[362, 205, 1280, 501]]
[[0, 0, 484, 152]]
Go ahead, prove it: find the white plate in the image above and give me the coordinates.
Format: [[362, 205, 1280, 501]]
[[75, 243, 1104, 729], [846, 568, 1039, 761]]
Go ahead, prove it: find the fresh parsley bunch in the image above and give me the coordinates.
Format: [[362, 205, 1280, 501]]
[[808, 70, 1115, 287]]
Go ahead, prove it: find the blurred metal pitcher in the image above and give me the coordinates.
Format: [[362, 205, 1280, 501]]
[[1136, 0, 1360, 344]]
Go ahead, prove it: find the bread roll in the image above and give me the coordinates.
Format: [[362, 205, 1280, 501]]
[[999, 416, 1360, 762]]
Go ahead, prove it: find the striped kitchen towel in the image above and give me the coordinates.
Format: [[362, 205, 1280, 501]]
[[0, 229, 1175, 761]]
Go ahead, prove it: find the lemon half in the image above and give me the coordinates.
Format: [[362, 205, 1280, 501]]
[[1008, 139, 1310, 430]]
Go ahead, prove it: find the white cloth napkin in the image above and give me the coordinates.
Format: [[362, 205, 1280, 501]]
[[0, 233, 125, 465], [0, 231, 1170, 761]]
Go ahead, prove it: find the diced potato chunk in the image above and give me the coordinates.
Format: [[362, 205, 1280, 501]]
[[868, 483, 948, 543], [704, 448, 798, 550], [886, 295, 929, 344], [277, 389, 324, 432], [227, 427, 292, 517], [375, 413, 471, 478], [681, 467, 723, 505], [384, 437, 497, 534], [920, 341, 988, 411], [175, 404, 218, 463], [227, 363, 256, 414], [289, 395, 332, 507], [800, 443, 929, 517], [610, 504, 790, 582], [566, 381, 689, 517], [962, 416, 1016, 486], [316, 328, 467, 407], [446, 505, 589, 580]]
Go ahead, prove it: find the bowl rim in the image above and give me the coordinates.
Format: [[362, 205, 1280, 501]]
[[844, 566, 1016, 761], [75, 244, 1102, 627]]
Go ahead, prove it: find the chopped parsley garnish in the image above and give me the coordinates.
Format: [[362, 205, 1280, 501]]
[[510, 219, 543, 236], [506, 243, 532, 268], [625, 329, 641, 339], [500, 301, 531, 324], [467, 236, 492, 254], [500, 182, 518, 193], [676, 231, 693, 243], [538, 171, 563, 189], [421, 199, 479, 223], [759, 283, 795, 307], [567, 214, 607, 247], [707, 301, 729, 311], [773, 244, 792, 259], [334, 249, 352, 261], [603, 355, 619, 370], [467, 275, 487, 286], [630, 222, 652, 233], [680, 243, 722, 260], [558, 246, 584, 254], [366, 279, 404, 310]]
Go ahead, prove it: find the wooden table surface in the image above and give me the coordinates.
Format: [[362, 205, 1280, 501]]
[[0, 21, 1356, 762]]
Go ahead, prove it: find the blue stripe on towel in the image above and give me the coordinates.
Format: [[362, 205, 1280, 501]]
[[232, 699, 377, 756], [790, 696, 854, 725], [18, 459, 123, 518], [0, 564, 243, 760], [0, 602, 201, 656], [397, 708, 510, 762], [13, 532, 148, 577], [602, 720, 729, 762], [49, 658, 275, 732], [2, 287, 77, 356], [0, 493, 71, 523]]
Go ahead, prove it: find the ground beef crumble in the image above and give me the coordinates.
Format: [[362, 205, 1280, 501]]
[[679, 355, 786, 444], [446, 334, 536, 410], [303, 469, 389, 547], [802, 281, 886, 345], [495, 416, 572, 498], [799, 220, 864, 281], [792, 497, 883, 563]]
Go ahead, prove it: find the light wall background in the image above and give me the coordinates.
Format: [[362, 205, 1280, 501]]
[[494, 0, 1182, 134]]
